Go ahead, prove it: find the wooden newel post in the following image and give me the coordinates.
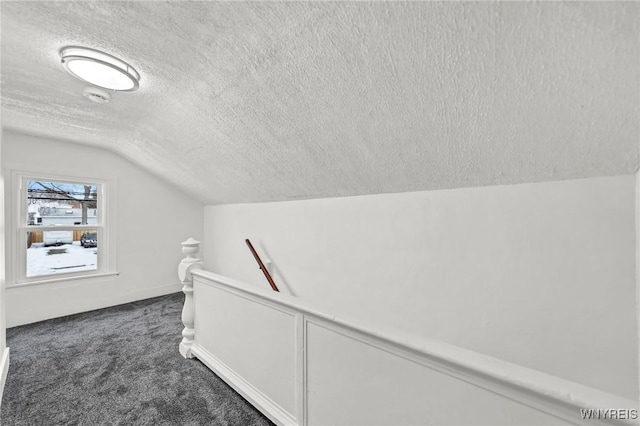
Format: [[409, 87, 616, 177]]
[[178, 237, 203, 359]]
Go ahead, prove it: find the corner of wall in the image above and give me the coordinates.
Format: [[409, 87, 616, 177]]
[[636, 169, 640, 403], [0, 127, 7, 405], [0, 348, 9, 406]]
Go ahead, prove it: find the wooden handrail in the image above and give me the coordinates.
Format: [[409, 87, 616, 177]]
[[245, 239, 279, 292]]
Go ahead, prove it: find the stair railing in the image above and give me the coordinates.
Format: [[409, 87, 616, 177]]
[[245, 239, 279, 292]]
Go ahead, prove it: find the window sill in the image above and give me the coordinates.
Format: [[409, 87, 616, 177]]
[[7, 271, 120, 289]]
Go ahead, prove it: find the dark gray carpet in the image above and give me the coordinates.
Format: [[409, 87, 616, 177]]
[[0, 292, 274, 426]]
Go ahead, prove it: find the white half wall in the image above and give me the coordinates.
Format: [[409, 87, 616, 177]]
[[2, 130, 203, 326], [203, 175, 638, 401], [189, 269, 638, 426]]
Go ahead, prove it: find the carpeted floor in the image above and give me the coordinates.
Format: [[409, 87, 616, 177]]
[[0, 292, 274, 426]]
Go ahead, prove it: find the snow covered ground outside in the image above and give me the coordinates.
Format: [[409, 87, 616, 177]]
[[27, 242, 97, 277]]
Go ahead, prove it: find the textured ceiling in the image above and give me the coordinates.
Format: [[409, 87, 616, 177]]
[[2, 2, 638, 204]]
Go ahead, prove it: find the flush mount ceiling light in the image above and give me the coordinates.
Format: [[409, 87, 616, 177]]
[[60, 46, 140, 91]]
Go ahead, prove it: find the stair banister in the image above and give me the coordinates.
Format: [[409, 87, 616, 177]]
[[178, 237, 203, 359], [245, 238, 279, 292]]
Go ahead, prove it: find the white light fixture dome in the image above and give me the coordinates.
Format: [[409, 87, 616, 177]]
[[60, 46, 140, 91]]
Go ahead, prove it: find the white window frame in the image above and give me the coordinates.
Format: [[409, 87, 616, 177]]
[[8, 170, 117, 287]]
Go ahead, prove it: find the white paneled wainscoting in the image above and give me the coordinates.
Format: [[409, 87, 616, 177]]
[[177, 239, 638, 426]]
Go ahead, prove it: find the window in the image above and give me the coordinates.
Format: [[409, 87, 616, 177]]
[[10, 172, 115, 285]]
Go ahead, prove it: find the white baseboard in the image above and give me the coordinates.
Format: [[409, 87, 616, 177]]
[[0, 348, 10, 407], [7, 282, 183, 327], [125, 282, 183, 303], [105, 283, 184, 310], [191, 343, 296, 426]]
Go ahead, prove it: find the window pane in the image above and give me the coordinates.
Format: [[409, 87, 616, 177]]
[[27, 229, 98, 277], [27, 180, 98, 226]]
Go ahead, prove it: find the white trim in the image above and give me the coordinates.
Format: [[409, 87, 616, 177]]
[[294, 313, 306, 426], [68, 282, 183, 308], [0, 348, 9, 407], [7, 169, 117, 286], [191, 343, 296, 426], [191, 269, 638, 426], [90, 282, 183, 310], [127, 282, 183, 302], [6, 283, 182, 327], [636, 169, 640, 404], [6, 272, 120, 288]]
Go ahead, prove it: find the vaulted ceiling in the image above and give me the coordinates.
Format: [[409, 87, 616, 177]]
[[2, 2, 638, 204]]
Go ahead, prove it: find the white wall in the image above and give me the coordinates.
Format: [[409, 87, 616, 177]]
[[637, 169, 640, 403], [2, 130, 203, 326], [203, 175, 638, 401], [0, 130, 8, 403]]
